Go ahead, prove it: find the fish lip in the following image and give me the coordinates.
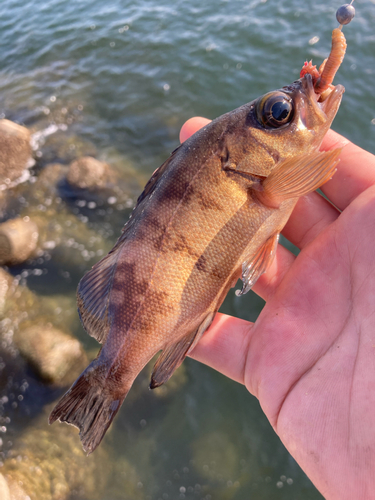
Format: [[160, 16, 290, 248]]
[[302, 73, 345, 121], [318, 84, 345, 119]]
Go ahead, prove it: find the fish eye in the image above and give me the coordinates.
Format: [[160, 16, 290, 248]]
[[256, 92, 294, 128]]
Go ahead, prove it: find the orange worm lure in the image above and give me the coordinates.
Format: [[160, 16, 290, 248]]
[[300, 2, 355, 101]]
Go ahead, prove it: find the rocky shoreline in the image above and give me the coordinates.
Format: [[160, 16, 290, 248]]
[[0, 118, 150, 500]]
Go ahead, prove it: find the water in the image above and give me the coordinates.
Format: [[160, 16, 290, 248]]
[[0, 0, 374, 498]]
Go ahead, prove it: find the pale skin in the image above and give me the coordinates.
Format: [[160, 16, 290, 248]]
[[182, 117, 375, 500]]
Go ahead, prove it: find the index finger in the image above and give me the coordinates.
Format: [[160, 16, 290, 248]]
[[319, 129, 375, 211], [179, 117, 211, 143]]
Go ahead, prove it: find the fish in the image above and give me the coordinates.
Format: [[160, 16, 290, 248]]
[[49, 71, 344, 454]]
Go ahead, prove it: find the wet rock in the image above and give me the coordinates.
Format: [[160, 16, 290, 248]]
[[0, 120, 32, 183], [67, 156, 115, 190], [13, 323, 88, 385], [0, 217, 39, 265], [0, 473, 11, 500]]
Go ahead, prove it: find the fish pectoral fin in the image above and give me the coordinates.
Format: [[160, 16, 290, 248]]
[[237, 233, 279, 296], [150, 312, 215, 389], [77, 248, 120, 344], [258, 148, 342, 208]]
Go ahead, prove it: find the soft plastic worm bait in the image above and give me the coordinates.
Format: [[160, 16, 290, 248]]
[[300, 2, 355, 100]]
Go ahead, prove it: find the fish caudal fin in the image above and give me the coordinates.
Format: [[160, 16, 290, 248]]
[[49, 363, 128, 454], [258, 148, 342, 208]]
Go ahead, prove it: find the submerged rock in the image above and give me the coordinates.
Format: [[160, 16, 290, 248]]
[[0, 217, 39, 265], [1, 406, 111, 500], [0, 268, 86, 386], [0, 120, 32, 183], [13, 323, 88, 385], [67, 156, 115, 190]]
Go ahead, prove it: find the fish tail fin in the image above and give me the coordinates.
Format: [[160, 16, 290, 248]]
[[49, 362, 129, 454]]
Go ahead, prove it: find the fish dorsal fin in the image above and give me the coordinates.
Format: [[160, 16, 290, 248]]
[[258, 148, 342, 208], [136, 145, 181, 204], [150, 312, 215, 389], [76, 146, 182, 344], [77, 249, 121, 343], [236, 233, 279, 296]]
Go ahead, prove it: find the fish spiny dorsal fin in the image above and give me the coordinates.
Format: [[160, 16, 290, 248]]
[[150, 312, 215, 389], [136, 145, 181, 204]]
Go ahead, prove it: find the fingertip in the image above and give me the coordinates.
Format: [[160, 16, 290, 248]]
[[179, 116, 211, 143]]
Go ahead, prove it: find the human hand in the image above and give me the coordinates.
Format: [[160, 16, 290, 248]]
[[183, 117, 375, 499]]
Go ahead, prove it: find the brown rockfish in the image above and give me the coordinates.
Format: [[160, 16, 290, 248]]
[[49, 73, 344, 453]]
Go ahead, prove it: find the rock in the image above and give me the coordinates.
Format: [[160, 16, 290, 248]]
[[13, 323, 88, 385], [0, 120, 32, 183], [0, 473, 11, 500], [67, 157, 115, 190], [1, 406, 111, 500], [0, 268, 86, 385], [0, 217, 39, 265], [0, 267, 13, 316]]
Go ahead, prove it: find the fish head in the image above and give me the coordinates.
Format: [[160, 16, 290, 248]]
[[272, 73, 345, 152], [224, 74, 344, 176]]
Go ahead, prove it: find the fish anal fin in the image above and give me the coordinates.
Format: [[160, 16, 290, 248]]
[[237, 233, 279, 296], [77, 248, 120, 344], [258, 148, 342, 209], [150, 312, 215, 389]]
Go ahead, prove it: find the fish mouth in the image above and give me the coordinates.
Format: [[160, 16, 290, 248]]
[[303, 73, 345, 122], [317, 83, 345, 120]]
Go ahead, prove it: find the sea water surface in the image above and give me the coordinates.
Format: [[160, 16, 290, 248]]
[[0, 0, 374, 499]]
